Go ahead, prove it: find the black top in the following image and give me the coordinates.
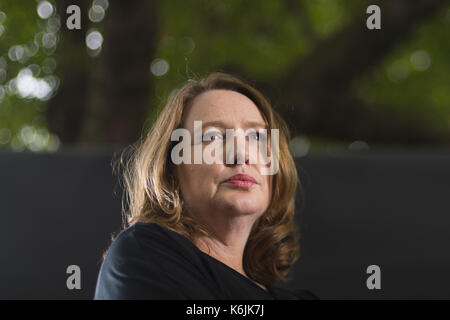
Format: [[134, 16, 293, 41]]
[[94, 222, 317, 300]]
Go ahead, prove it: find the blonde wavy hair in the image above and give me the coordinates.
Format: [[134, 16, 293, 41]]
[[114, 72, 302, 286]]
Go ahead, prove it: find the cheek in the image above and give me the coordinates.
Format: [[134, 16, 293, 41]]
[[177, 164, 222, 200], [263, 176, 272, 203], [255, 165, 272, 196], [255, 174, 272, 211]]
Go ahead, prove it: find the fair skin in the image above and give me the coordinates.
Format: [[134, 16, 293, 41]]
[[176, 89, 272, 292]]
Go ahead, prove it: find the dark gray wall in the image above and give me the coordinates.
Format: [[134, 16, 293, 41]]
[[290, 150, 450, 299], [0, 148, 123, 299], [1, 148, 449, 299]]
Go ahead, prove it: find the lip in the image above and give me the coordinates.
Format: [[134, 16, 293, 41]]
[[223, 174, 257, 189]]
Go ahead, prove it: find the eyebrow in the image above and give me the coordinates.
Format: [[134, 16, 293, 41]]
[[201, 120, 267, 129]]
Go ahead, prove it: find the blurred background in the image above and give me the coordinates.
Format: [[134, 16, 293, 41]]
[[0, 0, 450, 299], [1, 0, 449, 152]]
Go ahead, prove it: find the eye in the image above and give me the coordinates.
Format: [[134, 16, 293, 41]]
[[248, 132, 260, 141], [248, 130, 266, 141], [203, 131, 224, 142]]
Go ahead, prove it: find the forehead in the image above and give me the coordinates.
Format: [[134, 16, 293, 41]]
[[183, 89, 265, 128]]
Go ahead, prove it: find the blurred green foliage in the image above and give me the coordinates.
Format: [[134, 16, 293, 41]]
[[151, 0, 360, 115], [355, 6, 450, 136], [0, 0, 449, 152], [0, 0, 59, 151]]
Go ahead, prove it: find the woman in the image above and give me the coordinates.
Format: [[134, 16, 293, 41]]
[[94, 72, 316, 300]]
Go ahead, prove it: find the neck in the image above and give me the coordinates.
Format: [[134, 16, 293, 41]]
[[191, 210, 268, 292], [194, 214, 257, 277]]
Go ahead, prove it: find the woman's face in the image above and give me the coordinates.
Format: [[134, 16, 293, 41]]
[[175, 89, 272, 222]]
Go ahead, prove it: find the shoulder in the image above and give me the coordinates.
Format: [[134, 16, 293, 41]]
[[131, 221, 190, 248], [118, 221, 177, 242], [101, 222, 197, 274], [95, 222, 214, 299]]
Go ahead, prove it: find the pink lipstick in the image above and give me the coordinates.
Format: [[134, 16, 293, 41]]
[[223, 174, 257, 189]]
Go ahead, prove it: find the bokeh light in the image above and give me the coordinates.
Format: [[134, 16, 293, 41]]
[[28, 64, 41, 77], [8, 125, 59, 152], [5, 79, 16, 95], [0, 11, 7, 24], [26, 39, 40, 57], [151, 59, 169, 76], [93, 0, 109, 10], [42, 57, 56, 74], [10, 134, 25, 151], [386, 60, 410, 83], [8, 45, 25, 61], [89, 5, 105, 23], [37, 1, 54, 20], [0, 11, 5, 38], [289, 136, 310, 157], [42, 33, 57, 49], [410, 50, 431, 71], [47, 16, 61, 33], [15, 68, 53, 100], [86, 30, 103, 51]]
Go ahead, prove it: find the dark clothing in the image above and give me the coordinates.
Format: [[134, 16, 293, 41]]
[[94, 222, 317, 300]]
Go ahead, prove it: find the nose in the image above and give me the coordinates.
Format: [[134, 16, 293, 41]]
[[225, 130, 249, 166]]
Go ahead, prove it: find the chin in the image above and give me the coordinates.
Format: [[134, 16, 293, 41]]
[[221, 195, 267, 217]]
